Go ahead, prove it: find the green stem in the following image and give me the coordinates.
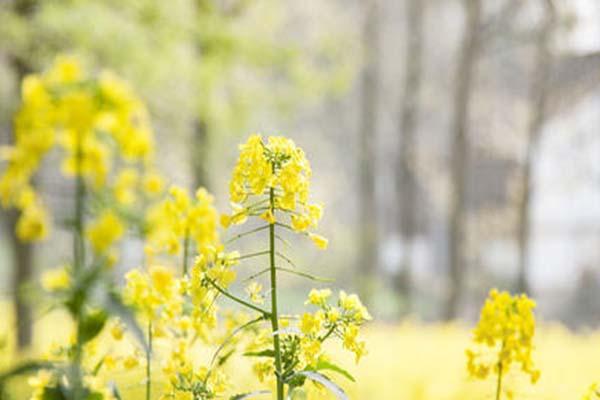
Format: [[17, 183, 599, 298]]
[[496, 340, 506, 400], [495, 360, 503, 400], [269, 187, 284, 400], [71, 130, 86, 400], [205, 278, 271, 317], [320, 325, 337, 342]]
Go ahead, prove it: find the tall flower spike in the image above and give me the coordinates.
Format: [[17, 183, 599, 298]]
[[466, 289, 540, 399], [225, 134, 326, 249], [0, 56, 155, 241]]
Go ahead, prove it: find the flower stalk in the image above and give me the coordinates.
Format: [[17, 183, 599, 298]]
[[71, 129, 85, 400], [268, 187, 285, 400]]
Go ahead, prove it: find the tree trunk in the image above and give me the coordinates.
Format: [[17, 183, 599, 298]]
[[444, 0, 481, 321], [7, 0, 36, 346], [7, 53, 35, 350], [358, 0, 380, 306], [7, 210, 34, 349], [192, 119, 210, 190], [395, 0, 425, 312], [516, 0, 556, 294]]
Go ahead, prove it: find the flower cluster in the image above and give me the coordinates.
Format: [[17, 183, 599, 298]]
[[223, 134, 327, 249], [0, 56, 154, 241], [160, 339, 230, 400], [466, 289, 540, 384], [298, 289, 371, 366], [145, 186, 221, 260]]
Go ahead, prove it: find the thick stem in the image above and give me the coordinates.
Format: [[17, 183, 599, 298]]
[[72, 130, 86, 399], [269, 187, 284, 400], [146, 321, 152, 400]]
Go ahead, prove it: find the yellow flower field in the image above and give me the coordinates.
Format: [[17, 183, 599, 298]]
[[2, 305, 599, 399]]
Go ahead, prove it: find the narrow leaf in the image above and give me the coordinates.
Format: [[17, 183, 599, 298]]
[[230, 390, 270, 400], [243, 349, 275, 358], [0, 361, 53, 384], [292, 371, 348, 400], [312, 360, 355, 382]]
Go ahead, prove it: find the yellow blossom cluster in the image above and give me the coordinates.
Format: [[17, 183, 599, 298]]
[[160, 339, 229, 400], [0, 56, 154, 241], [112, 167, 164, 206], [86, 209, 125, 261], [124, 265, 181, 322], [41, 265, 72, 292], [302, 289, 371, 364], [466, 289, 540, 384], [145, 186, 221, 259], [222, 134, 327, 249]]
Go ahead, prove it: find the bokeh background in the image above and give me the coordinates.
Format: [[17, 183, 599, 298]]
[[0, 0, 600, 398]]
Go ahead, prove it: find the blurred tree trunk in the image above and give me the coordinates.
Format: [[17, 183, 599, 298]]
[[6, 0, 37, 349], [395, 0, 425, 312], [444, 0, 481, 321], [516, 0, 556, 294], [192, 120, 210, 190], [358, 0, 380, 306], [7, 211, 34, 349]]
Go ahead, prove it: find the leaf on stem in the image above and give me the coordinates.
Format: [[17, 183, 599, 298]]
[[290, 371, 348, 400]]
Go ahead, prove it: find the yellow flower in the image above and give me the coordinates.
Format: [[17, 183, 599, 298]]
[[226, 135, 324, 234], [103, 355, 118, 371], [113, 168, 138, 205], [41, 266, 71, 291], [145, 185, 220, 257], [466, 289, 540, 384], [253, 360, 274, 383], [339, 290, 371, 321], [299, 312, 324, 336], [110, 322, 124, 341], [245, 282, 264, 304], [16, 204, 49, 241], [299, 337, 322, 367], [150, 265, 175, 297], [143, 171, 164, 196], [306, 288, 332, 306], [308, 233, 328, 250], [260, 209, 276, 224], [86, 210, 125, 254], [0, 56, 156, 241], [123, 355, 139, 370]]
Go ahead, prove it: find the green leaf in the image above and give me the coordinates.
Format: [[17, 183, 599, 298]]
[[41, 386, 67, 400], [291, 371, 348, 400], [108, 382, 122, 400], [229, 390, 270, 399], [86, 393, 103, 400], [217, 349, 235, 366], [79, 309, 108, 344], [312, 360, 355, 382], [0, 361, 53, 384], [243, 349, 275, 358]]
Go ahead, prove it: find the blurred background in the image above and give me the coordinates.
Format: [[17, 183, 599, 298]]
[[0, 0, 599, 352]]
